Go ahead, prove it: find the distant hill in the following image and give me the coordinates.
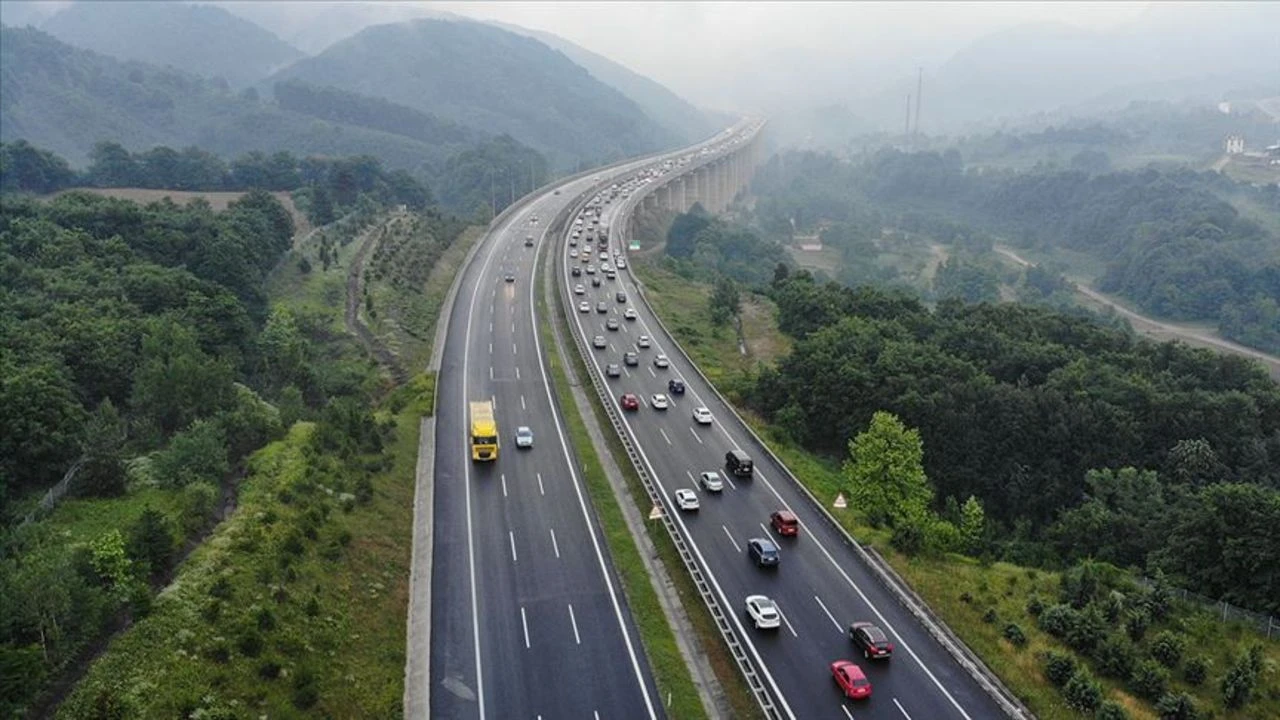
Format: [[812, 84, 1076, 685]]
[[40, 1, 304, 88], [267, 18, 677, 168], [0, 26, 468, 171], [492, 23, 719, 144]]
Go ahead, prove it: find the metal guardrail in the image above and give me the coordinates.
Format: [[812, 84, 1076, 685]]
[[611, 129, 1035, 720], [547, 154, 784, 720]]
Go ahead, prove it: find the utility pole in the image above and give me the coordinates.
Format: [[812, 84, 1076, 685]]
[[904, 94, 912, 150], [914, 67, 923, 145]]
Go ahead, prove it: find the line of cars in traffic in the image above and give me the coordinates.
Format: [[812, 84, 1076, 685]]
[[569, 160, 897, 706]]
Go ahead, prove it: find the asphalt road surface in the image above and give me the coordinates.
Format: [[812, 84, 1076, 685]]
[[555, 179, 1012, 720]]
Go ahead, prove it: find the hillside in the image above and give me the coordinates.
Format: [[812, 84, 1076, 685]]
[[267, 18, 677, 168], [40, 1, 304, 89], [493, 23, 718, 145], [0, 26, 465, 171]]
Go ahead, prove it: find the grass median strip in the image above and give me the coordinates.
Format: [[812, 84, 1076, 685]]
[[539, 278, 763, 720]]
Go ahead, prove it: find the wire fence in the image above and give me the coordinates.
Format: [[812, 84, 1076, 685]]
[[1136, 577, 1279, 640], [21, 457, 84, 527]]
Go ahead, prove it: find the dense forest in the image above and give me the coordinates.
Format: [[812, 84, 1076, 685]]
[[0, 158, 465, 714], [752, 149, 1280, 353], [748, 271, 1280, 613], [0, 139, 553, 221], [662, 204, 791, 286]]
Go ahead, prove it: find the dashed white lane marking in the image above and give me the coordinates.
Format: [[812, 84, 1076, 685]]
[[489, 367, 494, 380], [509, 530, 517, 563], [489, 342, 493, 354], [814, 595, 842, 633], [568, 604, 582, 645], [894, 698, 913, 719], [521, 607, 530, 649], [501, 474, 508, 498], [778, 607, 799, 638], [521, 395, 526, 410], [659, 428, 672, 445], [516, 366, 520, 380], [537, 472, 545, 495], [550, 528, 560, 558], [689, 427, 703, 444], [722, 525, 742, 553]]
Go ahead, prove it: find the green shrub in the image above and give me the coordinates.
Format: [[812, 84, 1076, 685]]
[[982, 607, 999, 623], [291, 667, 319, 709], [208, 576, 233, 600], [1124, 607, 1150, 642], [1221, 644, 1262, 709], [1025, 593, 1045, 617], [1043, 650, 1076, 686], [1038, 603, 1078, 638], [1094, 633, 1136, 681], [1154, 692, 1200, 720], [1183, 656, 1208, 686], [257, 660, 282, 680], [1094, 700, 1130, 720], [1130, 659, 1169, 700], [1064, 669, 1103, 713], [236, 630, 264, 657], [1002, 623, 1027, 648], [1150, 630, 1185, 669]]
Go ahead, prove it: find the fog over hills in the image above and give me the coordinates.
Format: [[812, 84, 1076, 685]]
[[265, 18, 678, 168], [39, 1, 304, 88]]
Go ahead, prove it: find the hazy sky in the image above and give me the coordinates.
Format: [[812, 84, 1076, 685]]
[[418, 2, 1152, 103]]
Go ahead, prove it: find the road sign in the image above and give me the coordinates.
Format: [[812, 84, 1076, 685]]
[[833, 493, 847, 509], [649, 505, 664, 520], [628, 241, 641, 251]]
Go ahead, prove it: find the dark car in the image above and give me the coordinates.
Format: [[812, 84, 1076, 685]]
[[623, 351, 639, 366], [620, 393, 640, 411], [572, 266, 582, 277], [524, 235, 535, 247], [770, 510, 799, 537], [725, 449, 753, 477], [668, 378, 686, 395], [616, 291, 627, 303], [848, 622, 894, 660], [596, 301, 608, 313], [591, 276, 602, 287], [747, 538, 780, 567], [504, 273, 516, 283]]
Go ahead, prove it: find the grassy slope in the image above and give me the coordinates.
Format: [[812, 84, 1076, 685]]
[[633, 258, 1280, 720], [58, 212, 476, 716]]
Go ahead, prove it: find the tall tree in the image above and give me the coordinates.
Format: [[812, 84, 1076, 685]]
[[842, 411, 933, 527]]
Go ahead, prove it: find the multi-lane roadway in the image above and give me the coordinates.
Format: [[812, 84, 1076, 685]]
[[556, 161, 1012, 719], [427, 130, 745, 719]]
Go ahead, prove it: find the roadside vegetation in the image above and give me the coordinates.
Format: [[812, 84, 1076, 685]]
[[1, 146, 468, 716], [634, 253, 1280, 720]]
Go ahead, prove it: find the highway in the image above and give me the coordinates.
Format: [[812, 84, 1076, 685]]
[[557, 150, 1013, 718], [428, 133, 741, 719]]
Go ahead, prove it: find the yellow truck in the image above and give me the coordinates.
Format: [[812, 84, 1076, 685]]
[[470, 401, 499, 461]]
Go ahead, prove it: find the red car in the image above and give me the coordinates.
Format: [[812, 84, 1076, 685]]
[[620, 393, 640, 411], [831, 660, 873, 700], [770, 510, 799, 537], [848, 622, 894, 660]]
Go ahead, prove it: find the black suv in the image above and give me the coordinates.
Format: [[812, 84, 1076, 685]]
[[848, 622, 894, 660], [725, 449, 753, 478], [667, 378, 685, 395], [616, 291, 627, 303]]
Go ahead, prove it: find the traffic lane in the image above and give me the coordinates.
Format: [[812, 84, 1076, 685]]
[[576, 253, 1001, 717], [622, 411, 964, 720], [611, 275, 1006, 717]]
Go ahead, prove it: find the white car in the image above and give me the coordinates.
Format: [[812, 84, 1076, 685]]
[[515, 426, 534, 449], [651, 393, 670, 410], [637, 335, 652, 349], [745, 595, 781, 630], [674, 489, 699, 512], [692, 407, 713, 425], [570, 248, 579, 258], [699, 471, 724, 492], [624, 308, 637, 320], [574, 284, 585, 295], [616, 258, 627, 269], [592, 335, 607, 349], [578, 301, 591, 313], [653, 354, 670, 368]]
